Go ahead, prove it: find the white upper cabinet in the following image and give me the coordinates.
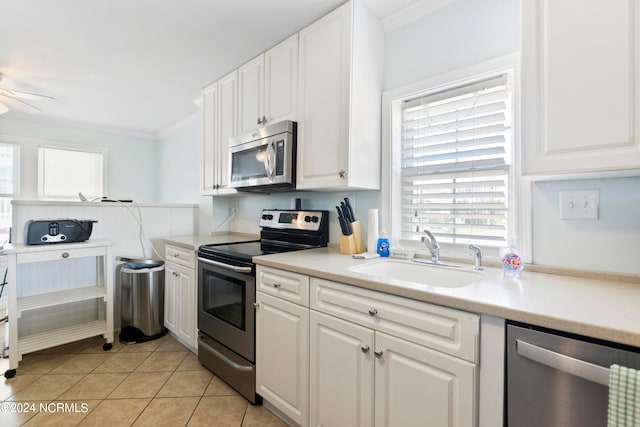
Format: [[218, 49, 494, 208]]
[[201, 70, 238, 195], [238, 54, 265, 134], [238, 34, 298, 135], [265, 34, 298, 125], [216, 70, 238, 193], [201, 82, 217, 195], [521, 0, 640, 175], [297, 1, 384, 190]]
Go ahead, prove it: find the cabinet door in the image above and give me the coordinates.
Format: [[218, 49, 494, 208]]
[[374, 332, 476, 427], [521, 0, 640, 174], [217, 70, 238, 192], [164, 264, 178, 333], [265, 34, 298, 124], [175, 264, 195, 348], [238, 54, 264, 135], [297, 2, 351, 189], [310, 311, 374, 427], [201, 83, 217, 195], [256, 292, 309, 426]]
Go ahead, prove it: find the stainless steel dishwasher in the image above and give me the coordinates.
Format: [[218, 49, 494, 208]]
[[506, 322, 640, 427]]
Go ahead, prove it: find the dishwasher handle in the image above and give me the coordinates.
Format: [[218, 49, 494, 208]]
[[516, 339, 610, 386]]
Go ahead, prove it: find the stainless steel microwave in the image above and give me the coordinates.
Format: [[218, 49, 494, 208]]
[[229, 120, 296, 192]]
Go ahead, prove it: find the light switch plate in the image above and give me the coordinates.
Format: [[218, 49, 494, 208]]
[[559, 190, 599, 220]]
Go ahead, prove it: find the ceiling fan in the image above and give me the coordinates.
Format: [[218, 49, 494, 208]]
[[0, 73, 56, 115]]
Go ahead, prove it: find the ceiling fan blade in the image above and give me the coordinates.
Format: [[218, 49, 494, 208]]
[[8, 90, 56, 102], [6, 96, 42, 113]]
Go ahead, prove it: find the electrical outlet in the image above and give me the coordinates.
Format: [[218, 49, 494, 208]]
[[559, 190, 599, 220], [230, 201, 240, 215]]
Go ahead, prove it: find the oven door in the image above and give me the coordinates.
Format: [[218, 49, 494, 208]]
[[229, 132, 294, 189], [197, 257, 255, 362]]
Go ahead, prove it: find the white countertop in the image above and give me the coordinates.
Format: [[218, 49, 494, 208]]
[[163, 233, 259, 250], [253, 247, 640, 347]]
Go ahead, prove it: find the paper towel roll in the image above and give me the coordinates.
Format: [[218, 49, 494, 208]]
[[367, 209, 379, 253]]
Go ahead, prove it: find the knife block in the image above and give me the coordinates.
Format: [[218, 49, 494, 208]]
[[351, 220, 365, 253], [339, 220, 365, 255], [339, 234, 358, 255]]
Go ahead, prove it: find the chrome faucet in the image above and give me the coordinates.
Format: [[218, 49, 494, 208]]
[[469, 244, 483, 270], [421, 230, 440, 263]]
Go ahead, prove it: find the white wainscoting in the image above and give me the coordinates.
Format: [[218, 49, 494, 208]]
[[9, 201, 198, 333]]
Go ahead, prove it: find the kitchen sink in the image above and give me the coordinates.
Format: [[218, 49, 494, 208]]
[[348, 258, 482, 288]]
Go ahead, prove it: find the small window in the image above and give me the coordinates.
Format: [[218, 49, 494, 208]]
[[38, 146, 106, 200], [387, 68, 516, 250], [0, 143, 19, 243]]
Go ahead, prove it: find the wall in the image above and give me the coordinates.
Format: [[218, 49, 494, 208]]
[[156, 114, 228, 235], [532, 177, 640, 274], [383, 0, 520, 90], [0, 115, 159, 202]]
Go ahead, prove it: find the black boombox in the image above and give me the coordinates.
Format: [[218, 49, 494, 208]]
[[24, 219, 97, 245]]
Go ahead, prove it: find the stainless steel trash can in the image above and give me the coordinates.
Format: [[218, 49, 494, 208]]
[[118, 257, 168, 343]]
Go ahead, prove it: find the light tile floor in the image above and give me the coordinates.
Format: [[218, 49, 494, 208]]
[[0, 334, 288, 426]]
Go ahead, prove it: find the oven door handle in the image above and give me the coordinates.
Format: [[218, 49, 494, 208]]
[[198, 257, 253, 274]]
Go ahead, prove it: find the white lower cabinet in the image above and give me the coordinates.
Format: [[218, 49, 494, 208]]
[[164, 244, 197, 350], [373, 332, 476, 427], [310, 279, 478, 427], [310, 311, 374, 427], [255, 291, 309, 426], [256, 266, 479, 427]]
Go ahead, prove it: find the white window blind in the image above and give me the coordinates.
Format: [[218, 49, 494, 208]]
[[0, 144, 18, 241], [400, 74, 512, 246], [38, 146, 105, 200]]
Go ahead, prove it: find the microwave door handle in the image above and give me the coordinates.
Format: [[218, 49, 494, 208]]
[[264, 139, 275, 182]]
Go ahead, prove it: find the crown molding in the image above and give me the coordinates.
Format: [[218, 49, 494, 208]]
[[381, 0, 456, 32], [156, 111, 200, 140], [1, 111, 158, 141]]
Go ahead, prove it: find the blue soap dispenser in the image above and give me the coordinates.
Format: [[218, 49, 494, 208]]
[[376, 230, 390, 257]]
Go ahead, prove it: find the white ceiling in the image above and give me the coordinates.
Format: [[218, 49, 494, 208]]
[[0, 0, 426, 138]]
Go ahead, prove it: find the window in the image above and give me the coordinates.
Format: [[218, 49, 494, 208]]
[[0, 143, 19, 243], [38, 146, 106, 200], [383, 58, 518, 254]]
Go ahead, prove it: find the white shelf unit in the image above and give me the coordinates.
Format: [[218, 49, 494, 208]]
[[3, 239, 114, 375]]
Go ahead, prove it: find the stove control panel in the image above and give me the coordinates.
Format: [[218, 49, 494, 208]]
[[259, 209, 326, 231]]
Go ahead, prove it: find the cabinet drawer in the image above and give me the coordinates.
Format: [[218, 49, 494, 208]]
[[311, 278, 479, 363], [257, 266, 310, 307], [17, 246, 107, 264], [165, 245, 195, 269]]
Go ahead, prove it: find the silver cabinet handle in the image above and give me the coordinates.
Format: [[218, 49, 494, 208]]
[[62, 252, 70, 258], [374, 350, 383, 358], [361, 345, 370, 354], [253, 303, 260, 308], [368, 308, 378, 316], [273, 283, 281, 288], [515, 339, 610, 386], [339, 170, 347, 179]]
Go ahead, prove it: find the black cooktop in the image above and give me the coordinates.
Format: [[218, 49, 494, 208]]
[[198, 240, 311, 264]]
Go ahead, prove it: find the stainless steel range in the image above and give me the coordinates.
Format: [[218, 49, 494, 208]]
[[196, 209, 329, 404]]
